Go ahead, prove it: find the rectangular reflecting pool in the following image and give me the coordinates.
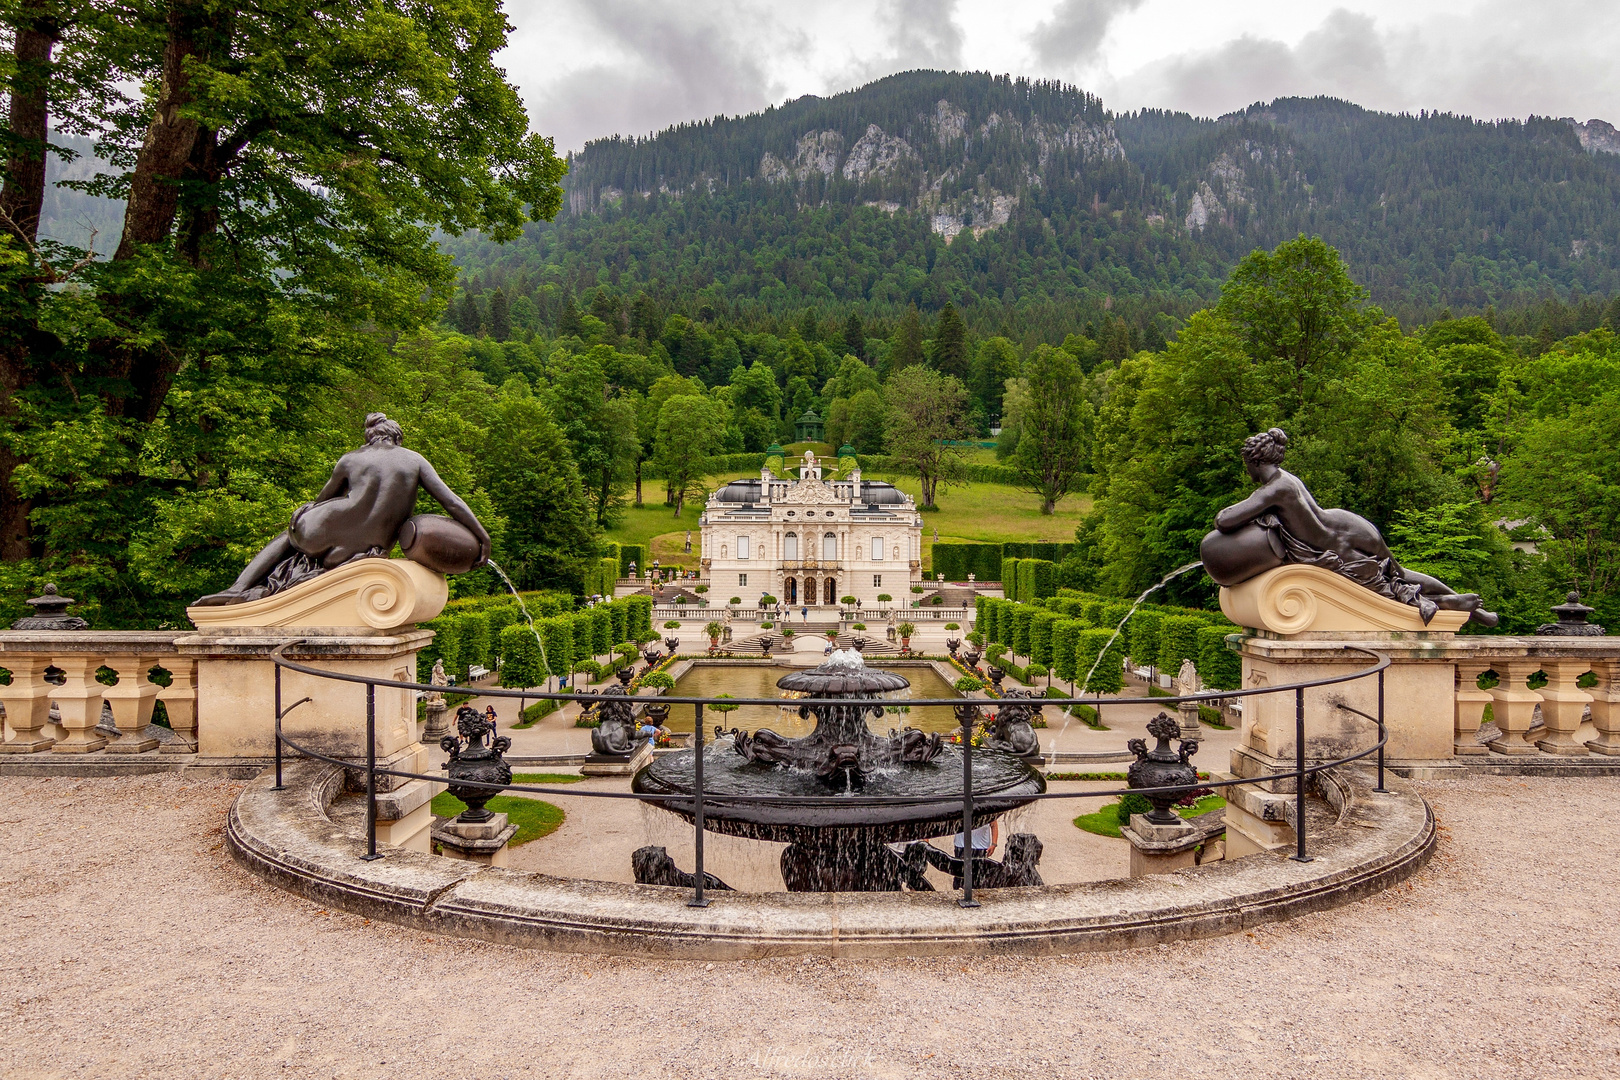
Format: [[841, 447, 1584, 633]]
[[663, 662, 965, 735]]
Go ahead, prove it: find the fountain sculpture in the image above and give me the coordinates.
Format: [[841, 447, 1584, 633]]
[[632, 650, 1046, 892]]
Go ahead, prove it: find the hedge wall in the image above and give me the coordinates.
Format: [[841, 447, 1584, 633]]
[[1002, 558, 1023, 600], [933, 543, 1007, 582], [498, 624, 545, 689], [1157, 614, 1208, 674], [618, 543, 646, 576], [1127, 610, 1163, 670], [1011, 604, 1035, 657], [1029, 609, 1059, 667], [1196, 625, 1243, 691]]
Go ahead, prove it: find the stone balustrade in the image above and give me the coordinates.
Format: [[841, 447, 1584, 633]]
[[0, 632, 196, 755]]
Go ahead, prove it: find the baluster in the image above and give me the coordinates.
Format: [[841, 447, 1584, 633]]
[[1485, 660, 1544, 756], [1535, 658, 1595, 755], [102, 654, 162, 754], [0, 656, 57, 753], [157, 658, 199, 754], [50, 655, 108, 753], [1453, 660, 1494, 756], [1585, 658, 1620, 756]]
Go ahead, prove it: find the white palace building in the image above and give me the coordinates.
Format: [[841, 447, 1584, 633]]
[[700, 449, 922, 609]]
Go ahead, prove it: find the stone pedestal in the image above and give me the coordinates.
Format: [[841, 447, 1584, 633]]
[[422, 699, 450, 743], [433, 812, 517, 867], [1534, 659, 1594, 755], [581, 739, 652, 777], [1586, 659, 1620, 756], [1231, 634, 1457, 766], [1121, 815, 1201, 876], [372, 775, 438, 852]]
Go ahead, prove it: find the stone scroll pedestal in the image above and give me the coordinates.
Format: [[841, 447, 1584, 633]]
[[178, 558, 447, 849], [433, 813, 517, 867]]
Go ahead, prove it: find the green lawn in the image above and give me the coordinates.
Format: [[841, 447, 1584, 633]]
[[431, 792, 565, 845], [1073, 795, 1226, 839]]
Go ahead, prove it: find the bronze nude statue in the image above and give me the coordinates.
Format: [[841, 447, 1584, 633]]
[[195, 412, 491, 605], [1200, 428, 1497, 627]]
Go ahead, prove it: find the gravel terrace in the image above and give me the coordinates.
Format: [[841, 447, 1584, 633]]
[[1, 773, 1616, 1080]]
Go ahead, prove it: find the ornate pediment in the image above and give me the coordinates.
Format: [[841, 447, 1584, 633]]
[[780, 479, 846, 506]]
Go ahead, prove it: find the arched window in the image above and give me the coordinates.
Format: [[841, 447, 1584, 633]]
[[823, 532, 837, 560], [783, 532, 798, 560]]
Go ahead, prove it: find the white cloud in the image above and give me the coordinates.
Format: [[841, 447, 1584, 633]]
[[1027, 0, 1146, 69]]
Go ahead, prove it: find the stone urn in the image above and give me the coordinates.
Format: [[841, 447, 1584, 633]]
[[945, 637, 960, 657], [441, 705, 512, 824], [1126, 713, 1200, 825], [963, 648, 981, 670], [987, 666, 1005, 692]]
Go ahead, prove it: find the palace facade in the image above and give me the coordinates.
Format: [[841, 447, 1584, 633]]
[[699, 451, 922, 609]]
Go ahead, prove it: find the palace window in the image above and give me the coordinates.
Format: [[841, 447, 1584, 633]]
[[873, 574, 882, 588], [823, 532, 837, 560], [739, 573, 747, 588], [783, 532, 798, 559], [737, 535, 750, 559], [871, 535, 885, 561]]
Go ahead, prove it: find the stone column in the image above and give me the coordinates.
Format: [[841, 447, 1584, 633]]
[[101, 654, 162, 753], [50, 655, 108, 753], [1586, 658, 1620, 756], [1487, 660, 1545, 756], [1454, 659, 1494, 756], [0, 656, 58, 753], [156, 660, 199, 753], [1535, 659, 1594, 755]]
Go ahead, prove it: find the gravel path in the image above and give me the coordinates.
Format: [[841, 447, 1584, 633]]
[[1, 773, 1616, 1079]]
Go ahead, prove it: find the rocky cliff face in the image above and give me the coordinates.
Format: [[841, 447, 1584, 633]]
[[752, 97, 1123, 238], [1565, 118, 1620, 156]]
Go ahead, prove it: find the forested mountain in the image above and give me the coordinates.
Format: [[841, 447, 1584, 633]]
[[440, 71, 1620, 343]]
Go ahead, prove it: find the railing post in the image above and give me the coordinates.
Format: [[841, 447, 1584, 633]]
[[1375, 665, 1388, 793], [959, 704, 979, 908], [688, 701, 709, 908], [273, 663, 284, 791], [362, 680, 382, 861], [1291, 685, 1311, 863]]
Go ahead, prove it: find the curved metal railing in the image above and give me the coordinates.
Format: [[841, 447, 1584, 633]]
[[268, 641, 1391, 907]]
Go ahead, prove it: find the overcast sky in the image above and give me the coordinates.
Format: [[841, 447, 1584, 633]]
[[502, 0, 1620, 152]]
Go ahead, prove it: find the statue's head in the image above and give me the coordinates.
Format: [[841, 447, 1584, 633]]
[[364, 412, 404, 447], [1241, 427, 1288, 473]]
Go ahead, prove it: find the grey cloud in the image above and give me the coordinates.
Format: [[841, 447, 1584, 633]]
[[518, 0, 793, 152], [1110, 2, 1620, 123], [1028, 0, 1146, 69], [839, 0, 963, 86]]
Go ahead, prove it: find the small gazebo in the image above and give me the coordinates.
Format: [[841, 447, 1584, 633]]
[[794, 409, 824, 443]]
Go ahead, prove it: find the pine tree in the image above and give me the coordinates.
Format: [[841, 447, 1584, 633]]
[[455, 291, 481, 334], [930, 302, 969, 380], [842, 312, 866, 359], [489, 287, 511, 341], [890, 305, 924, 372], [557, 294, 583, 337], [797, 309, 820, 344]]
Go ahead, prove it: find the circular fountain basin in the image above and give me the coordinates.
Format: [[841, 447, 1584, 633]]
[[633, 739, 1046, 845]]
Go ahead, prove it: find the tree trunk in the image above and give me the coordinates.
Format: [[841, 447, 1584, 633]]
[[0, 3, 60, 559], [634, 460, 643, 506]]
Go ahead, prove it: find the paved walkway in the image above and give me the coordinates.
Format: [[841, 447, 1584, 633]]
[[1, 773, 1613, 1078]]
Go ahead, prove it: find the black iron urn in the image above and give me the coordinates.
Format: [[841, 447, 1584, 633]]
[[440, 705, 512, 823], [1126, 713, 1200, 825]]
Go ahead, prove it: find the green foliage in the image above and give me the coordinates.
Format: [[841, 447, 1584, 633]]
[[954, 675, 984, 692], [1195, 625, 1242, 692], [638, 671, 675, 690], [1074, 627, 1125, 694], [934, 543, 1008, 581], [1157, 615, 1207, 675], [618, 544, 646, 575], [1128, 610, 1163, 670], [1051, 618, 1084, 684], [1002, 558, 1022, 601], [1029, 609, 1059, 667], [498, 624, 545, 689], [1010, 604, 1035, 657], [537, 617, 574, 678], [430, 794, 563, 845]]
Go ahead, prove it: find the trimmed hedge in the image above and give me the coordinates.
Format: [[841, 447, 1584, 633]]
[[934, 543, 1007, 582], [1016, 558, 1056, 602], [1074, 627, 1126, 695], [499, 624, 546, 689], [1157, 614, 1208, 675], [1128, 610, 1163, 670], [1196, 625, 1243, 691], [1001, 557, 1023, 600], [618, 544, 646, 576], [1051, 618, 1084, 684], [1011, 604, 1035, 657], [1029, 609, 1059, 667]]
